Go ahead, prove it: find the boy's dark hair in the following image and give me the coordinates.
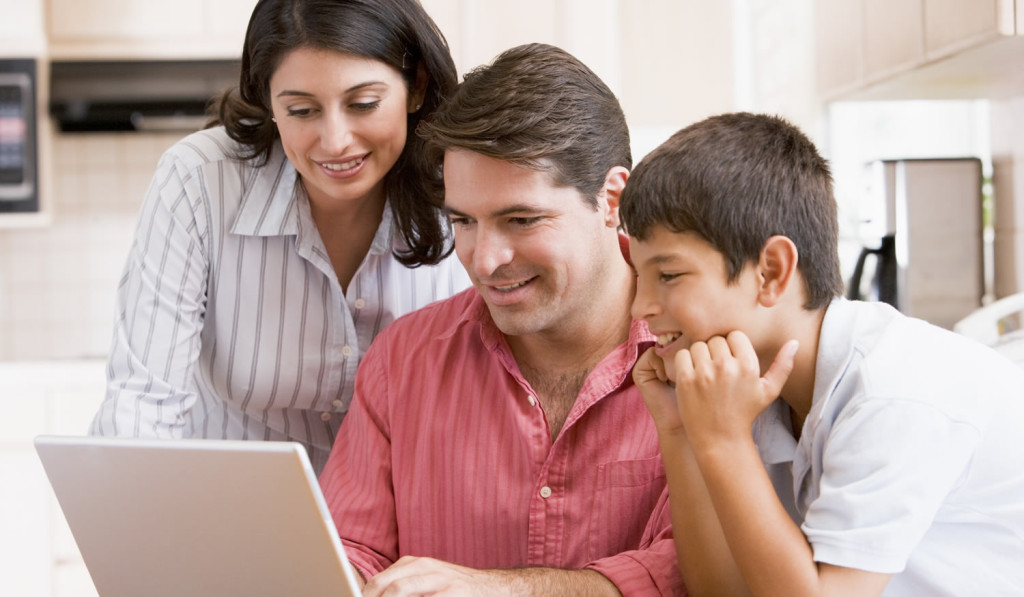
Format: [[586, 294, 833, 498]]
[[620, 112, 844, 309], [418, 42, 631, 207], [208, 0, 458, 266]]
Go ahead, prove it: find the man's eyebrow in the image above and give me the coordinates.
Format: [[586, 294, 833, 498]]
[[442, 204, 546, 218]]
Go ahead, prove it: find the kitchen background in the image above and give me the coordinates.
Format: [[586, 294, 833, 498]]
[[1, 0, 1022, 595]]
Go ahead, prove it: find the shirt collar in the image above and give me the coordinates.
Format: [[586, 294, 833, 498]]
[[229, 141, 396, 256], [230, 142, 300, 237], [437, 286, 654, 386], [753, 398, 799, 464]]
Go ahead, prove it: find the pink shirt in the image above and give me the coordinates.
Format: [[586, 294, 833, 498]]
[[320, 289, 684, 595]]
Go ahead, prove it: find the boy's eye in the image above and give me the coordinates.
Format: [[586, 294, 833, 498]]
[[658, 272, 681, 283]]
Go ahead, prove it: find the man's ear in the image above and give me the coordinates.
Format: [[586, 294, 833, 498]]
[[757, 235, 799, 307], [599, 166, 630, 229]]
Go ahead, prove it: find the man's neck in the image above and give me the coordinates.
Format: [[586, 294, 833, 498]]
[[505, 262, 635, 440]]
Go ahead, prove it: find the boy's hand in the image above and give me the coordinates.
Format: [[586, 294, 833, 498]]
[[633, 347, 687, 436], [673, 331, 797, 449]]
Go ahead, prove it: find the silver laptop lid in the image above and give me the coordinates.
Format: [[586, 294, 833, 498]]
[[35, 435, 361, 597]]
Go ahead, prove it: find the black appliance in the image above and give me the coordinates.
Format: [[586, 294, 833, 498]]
[[847, 233, 898, 306], [0, 58, 37, 213], [48, 59, 240, 133]]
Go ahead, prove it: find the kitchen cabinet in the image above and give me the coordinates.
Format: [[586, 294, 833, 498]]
[[0, 0, 45, 56], [46, 0, 258, 60], [815, 0, 866, 100], [816, 0, 1024, 101], [862, 0, 924, 81], [924, 0, 1011, 59]]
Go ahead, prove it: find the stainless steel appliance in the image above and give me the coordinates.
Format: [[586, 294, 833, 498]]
[[0, 58, 37, 213], [847, 158, 984, 329], [49, 59, 239, 133]]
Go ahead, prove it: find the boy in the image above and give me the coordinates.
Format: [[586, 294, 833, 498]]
[[620, 112, 1024, 596]]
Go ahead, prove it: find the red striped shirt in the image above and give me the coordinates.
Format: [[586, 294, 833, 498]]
[[320, 289, 684, 595]]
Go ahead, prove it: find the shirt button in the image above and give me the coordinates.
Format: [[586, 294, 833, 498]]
[[539, 486, 552, 499], [332, 399, 344, 409], [341, 345, 353, 357], [527, 395, 536, 407], [320, 412, 332, 422], [354, 298, 366, 309]]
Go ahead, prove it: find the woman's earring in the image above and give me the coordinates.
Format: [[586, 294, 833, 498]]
[[271, 117, 277, 123]]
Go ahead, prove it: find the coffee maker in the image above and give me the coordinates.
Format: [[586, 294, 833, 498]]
[[847, 158, 984, 330]]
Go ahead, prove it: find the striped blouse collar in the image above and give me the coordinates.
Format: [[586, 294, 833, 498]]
[[231, 142, 396, 257]]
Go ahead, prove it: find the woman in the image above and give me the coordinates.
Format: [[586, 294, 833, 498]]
[[90, 0, 471, 473]]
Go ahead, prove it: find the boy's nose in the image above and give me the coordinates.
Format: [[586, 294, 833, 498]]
[[631, 279, 660, 321]]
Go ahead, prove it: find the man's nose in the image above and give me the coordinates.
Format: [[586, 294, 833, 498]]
[[471, 228, 514, 278]]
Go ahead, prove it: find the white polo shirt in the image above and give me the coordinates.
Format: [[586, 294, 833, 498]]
[[754, 298, 1024, 596]]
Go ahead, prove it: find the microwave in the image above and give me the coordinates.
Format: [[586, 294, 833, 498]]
[[0, 58, 37, 213]]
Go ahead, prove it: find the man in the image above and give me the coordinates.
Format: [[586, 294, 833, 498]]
[[319, 43, 683, 596]]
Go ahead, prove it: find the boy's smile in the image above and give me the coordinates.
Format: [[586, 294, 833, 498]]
[[630, 225, 764, 381]]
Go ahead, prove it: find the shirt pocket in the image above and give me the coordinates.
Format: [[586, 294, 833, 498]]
[[588, 455, 667, 561]]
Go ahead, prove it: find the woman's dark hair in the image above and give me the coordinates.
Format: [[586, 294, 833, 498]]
[[208, 0, 458, 266]]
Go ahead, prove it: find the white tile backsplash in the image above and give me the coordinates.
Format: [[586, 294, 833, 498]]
[[0, 360, 106, 597], [0, 131, 179, 362]]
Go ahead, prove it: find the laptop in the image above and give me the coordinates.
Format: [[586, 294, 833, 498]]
[[34, 435, 363, 597]]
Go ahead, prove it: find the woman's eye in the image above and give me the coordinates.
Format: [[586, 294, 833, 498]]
[[286, 107, 315, 117], [351, 100, 382, 112]]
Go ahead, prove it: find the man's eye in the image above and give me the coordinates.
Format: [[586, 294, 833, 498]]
[[511, 217, 541, 227]]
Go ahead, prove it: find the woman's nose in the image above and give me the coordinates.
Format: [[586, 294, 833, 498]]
[[319, 112, 353, 154]]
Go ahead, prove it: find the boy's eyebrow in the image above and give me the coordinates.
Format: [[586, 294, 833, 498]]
[[638, 253, 683, 267]]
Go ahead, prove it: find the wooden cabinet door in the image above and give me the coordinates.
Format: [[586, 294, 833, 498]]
[[47, 0, 254, 59], [48, 0, 205, 42], [924, 0, 1009, 59], [863, 0, 925, 82], [815, 0, 866, 99]]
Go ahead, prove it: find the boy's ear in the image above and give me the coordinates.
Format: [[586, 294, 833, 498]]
[[599, 166, 630, 229], [757, 235, 800, 307]]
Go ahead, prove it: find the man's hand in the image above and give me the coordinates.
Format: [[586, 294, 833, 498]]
[[361, 556, 620, 597], [673, 331, 797, 451], [362, 556, 507, 597]]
